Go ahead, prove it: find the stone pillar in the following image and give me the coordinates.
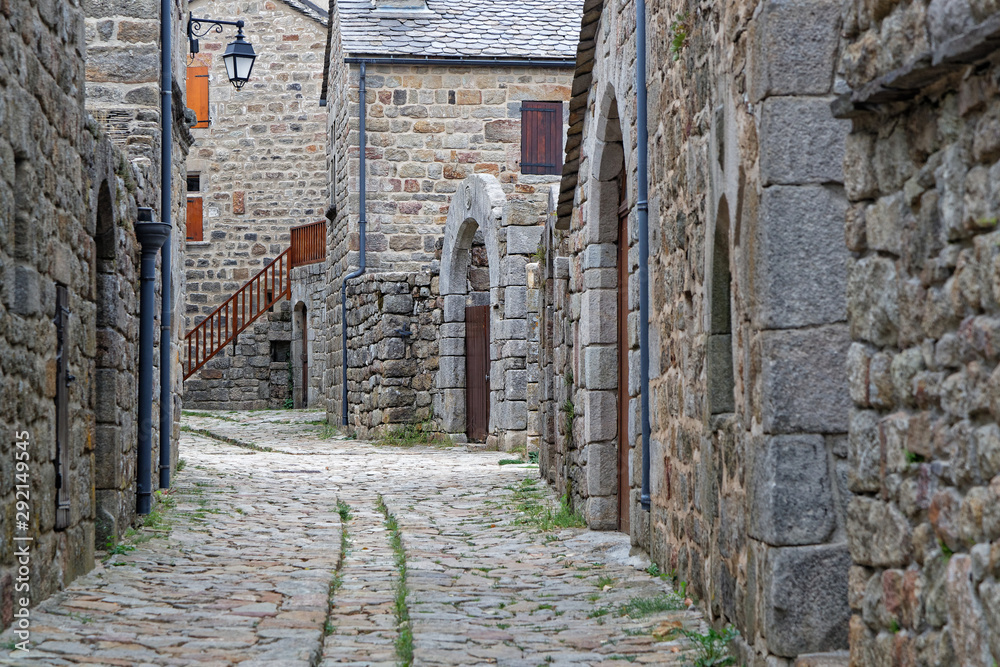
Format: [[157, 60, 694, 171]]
[[745, 0, 852, 657]]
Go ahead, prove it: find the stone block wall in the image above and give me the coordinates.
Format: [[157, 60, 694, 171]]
[[183, 0, 329, 405], [84, 0, 190, 546], [1, 0, 184, 631], [837, 5, 1000, 665], [344, 272, 439, 438], [319, 0, 350, 424], [541, 0, 854, 662], [183, 310, 293, 410], [322, 55, 570, 427], [338, 63, 572, 275], [1, 0, 97, 628], [90, 137, 164, 550]]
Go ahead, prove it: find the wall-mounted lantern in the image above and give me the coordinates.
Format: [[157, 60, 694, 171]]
[[188, 17, 258, 91]]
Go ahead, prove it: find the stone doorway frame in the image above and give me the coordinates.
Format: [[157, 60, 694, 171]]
[[438, 175, 503, 438], [293, 301, 308, 409], [580, 86, 631, 531], [437, 174, 545, 450]]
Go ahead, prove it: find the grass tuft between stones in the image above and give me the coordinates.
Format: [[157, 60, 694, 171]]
[[377, 494, 413, 666]]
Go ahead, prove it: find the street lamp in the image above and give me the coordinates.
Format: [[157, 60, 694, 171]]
[[187, 17, 258, 91]]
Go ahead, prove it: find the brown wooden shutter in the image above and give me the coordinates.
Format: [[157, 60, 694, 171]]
[[187, 197, 203, 241], [187, 65, 210, 128], [520, 101, 563, 175]]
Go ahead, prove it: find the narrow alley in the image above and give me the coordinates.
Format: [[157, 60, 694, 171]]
[[1, 412, 703, 666]]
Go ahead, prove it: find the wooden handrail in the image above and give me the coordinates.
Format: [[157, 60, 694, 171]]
[[290, 220, 326, 268], [184, 249, 292, 380], [183, 220, 326, 381]]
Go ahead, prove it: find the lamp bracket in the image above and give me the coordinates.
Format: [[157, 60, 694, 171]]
[[188, 16, 246, 43]]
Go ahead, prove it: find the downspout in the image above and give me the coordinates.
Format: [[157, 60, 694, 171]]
[[341, 61, 368, 425], [637, 0, 651, 511], [135, 210, 171, 516], [159, 0, 173, 490]]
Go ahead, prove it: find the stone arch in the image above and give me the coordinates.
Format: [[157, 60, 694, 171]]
[[92, 178, 120, 547], [587, 85, 627, 244], [437, 174, 544, 451], [95, 180, 115, 267], [579, 85, 631, 532], [437, 174, 505, 436]]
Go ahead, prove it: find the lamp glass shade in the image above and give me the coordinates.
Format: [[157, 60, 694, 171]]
[[222, 35, 256, 90]]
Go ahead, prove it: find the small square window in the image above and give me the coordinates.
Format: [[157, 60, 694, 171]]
[[271, 340, 290, 363]]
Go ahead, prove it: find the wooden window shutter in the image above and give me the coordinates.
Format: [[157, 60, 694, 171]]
[[186, 65, 210, 128], [520, 101, 563, 175], [187, 197, 203, 241]]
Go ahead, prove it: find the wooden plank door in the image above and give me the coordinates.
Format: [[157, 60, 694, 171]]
[[300, 307, 309, 408], [466, 305, 490, 441], [617, 176, 630, 535]]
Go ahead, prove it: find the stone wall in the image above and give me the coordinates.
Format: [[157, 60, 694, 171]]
[[84, 0, 190, 546], [339, 63, 571, 274], [183, 0, 329, 405], [436, 174, 549, 449], [1, 0, 98, 628], [1, 0, 185, 631], [319, 0, 351, 424], [344, 272, 438, 438], [541, 0, 854, 662], [837, 6, 1000, 666], [323, 57, 570, 429]]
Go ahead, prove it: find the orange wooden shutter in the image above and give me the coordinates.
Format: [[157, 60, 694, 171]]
[[187, 197, 203, 241], [186, 66, 209, 128]]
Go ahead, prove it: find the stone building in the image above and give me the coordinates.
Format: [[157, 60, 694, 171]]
[[540, 0, 854, 662], [320, 0, 581, 445], [182, 0, 330, 410], [835, 6, 1000, 667], [1, 0, 188, 631]]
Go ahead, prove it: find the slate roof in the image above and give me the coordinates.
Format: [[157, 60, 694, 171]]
[[557, 0, 602, 229], [280, 0, 330, 25], [338, 0, 582, 59]]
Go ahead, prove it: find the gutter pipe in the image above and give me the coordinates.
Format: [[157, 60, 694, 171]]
[[135, 210, 171, 515], [342, 61, 368, 425], [637, 0, 651, 511], [159, 0, 173, 491]]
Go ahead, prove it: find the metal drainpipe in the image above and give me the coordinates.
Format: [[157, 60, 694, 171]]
[[342, 61, 368, 425], [637, 0, 651, 511], [158, 0, 173, 490], [135, 210, 171, 515]]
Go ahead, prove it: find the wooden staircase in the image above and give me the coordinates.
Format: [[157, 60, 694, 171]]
[[184, 220, 326, 380]]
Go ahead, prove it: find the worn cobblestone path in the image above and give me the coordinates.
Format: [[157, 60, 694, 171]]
[[2, 411, 703, 666]]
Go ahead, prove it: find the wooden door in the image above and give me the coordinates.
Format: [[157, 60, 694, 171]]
[[466, 305, 490, 441], [617, 176, 630, 535], [300, 307, 308, 408]]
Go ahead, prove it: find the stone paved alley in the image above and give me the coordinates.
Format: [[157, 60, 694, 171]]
[[1, 411, 703, 666]]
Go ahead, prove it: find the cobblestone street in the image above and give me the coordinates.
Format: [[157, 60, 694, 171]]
[[2, 411, 703, 666]]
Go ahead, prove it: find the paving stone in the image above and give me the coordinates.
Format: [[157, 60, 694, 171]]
[[0, 411, 704, 666]]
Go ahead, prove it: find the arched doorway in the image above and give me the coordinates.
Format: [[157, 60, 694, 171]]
[[438, 175, 503, 440], [293, 301, 308, 408], [579, 88, 629, 531]]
